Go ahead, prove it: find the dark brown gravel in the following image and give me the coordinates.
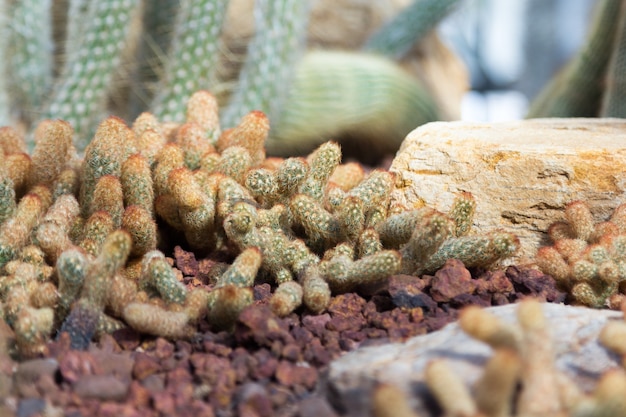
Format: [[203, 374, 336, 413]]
[[0, 253, 566, 417]]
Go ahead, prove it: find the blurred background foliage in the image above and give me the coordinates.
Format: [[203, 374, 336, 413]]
[[0, 0, 622, 162]]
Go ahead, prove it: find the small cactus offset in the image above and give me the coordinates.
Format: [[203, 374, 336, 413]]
[[536, 200, 626, 308], [0, 91, 517, 357]]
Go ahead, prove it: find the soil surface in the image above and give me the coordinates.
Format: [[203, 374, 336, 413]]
[[0, 247, 566, 417]]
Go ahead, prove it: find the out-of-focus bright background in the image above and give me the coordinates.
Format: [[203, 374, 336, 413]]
[[440, 0, 596, 121]]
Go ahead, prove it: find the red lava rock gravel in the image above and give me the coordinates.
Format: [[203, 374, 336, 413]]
[[0, 250, 565, 417]]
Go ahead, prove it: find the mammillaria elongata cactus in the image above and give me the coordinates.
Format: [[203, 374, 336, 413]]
[[536, 200, 626, 308], [0, 91, 517, 357], [374, 299, 626, 416]]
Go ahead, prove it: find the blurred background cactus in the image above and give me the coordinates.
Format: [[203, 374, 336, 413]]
[[0, 0, 467, 161], [527, 0, 626, 118]]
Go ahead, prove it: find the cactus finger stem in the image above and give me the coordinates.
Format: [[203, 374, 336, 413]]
[[270, 280, 303, 317]]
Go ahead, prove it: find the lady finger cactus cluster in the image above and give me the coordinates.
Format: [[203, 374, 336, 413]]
[[536, 200, 626, 308], [392, 299, 626, 417], [0, 90, 516, 357], [377, 192, 518, 276]]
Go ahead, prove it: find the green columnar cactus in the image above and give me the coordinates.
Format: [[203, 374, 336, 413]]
[[44, 1, 140, 146], [527, 0, 623, 117], [601, 1, 626, 117], [130, 0, 178, 117], [363, 0, 460, 59], [2, 0, 458, 158], [221, 0, 309, 128], [7, 0, 53, 122], [266, 51, 441, 158], [150, 0, 227, 123], [64, 0, 91, 62], [0, 0, 9, 127]]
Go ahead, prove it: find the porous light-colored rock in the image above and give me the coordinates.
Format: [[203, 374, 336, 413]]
[[324, 303, 622, 417], [389, 118, 626, 264]]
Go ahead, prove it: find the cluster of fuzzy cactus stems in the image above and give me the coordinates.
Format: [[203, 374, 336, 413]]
[[373, 299, 626, 417], [536, 200, 626, 308], [0, 90, 518, 358]]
